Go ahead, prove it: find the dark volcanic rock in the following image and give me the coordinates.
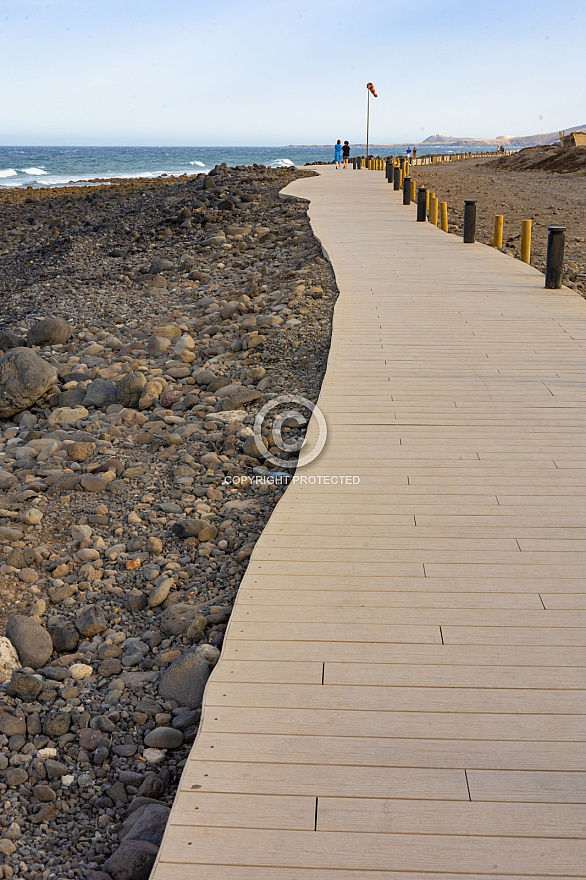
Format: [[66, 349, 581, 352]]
[[0, 348, 58, 418], [26, 316, 73, 347], [158, 651, 211, 708], [5, 614, 53, 668]]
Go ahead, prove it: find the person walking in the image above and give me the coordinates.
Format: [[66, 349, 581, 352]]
[[334, 139, 342, 169], [342, 140, 350, 169]]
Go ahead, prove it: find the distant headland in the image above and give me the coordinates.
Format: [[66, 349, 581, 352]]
[[290, 123, 586, 150]]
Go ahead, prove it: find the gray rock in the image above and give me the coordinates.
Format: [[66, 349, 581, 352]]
[[0, 348, 58, 418], [0, 328, 20, 351], [75, 605, 107, 636], [48, 625, 79, 653], [160, 603, 199, 636], [102, 839, 158, 880], [5, 614, 53, 668], [158, 651, 211, 708], [0, 637, 20, 682], [144, 727, 184, 749], [57, 386, 87, 407], [118, 372, 146, 408], [6, 672, 42, 700], [83, 378, 119, 408], [27, 316, 73, 347], [0, 708, 26, 737], [149, 258, 174, 274]]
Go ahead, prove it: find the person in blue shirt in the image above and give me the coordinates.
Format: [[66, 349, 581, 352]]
[[334, 140, 342, 169]]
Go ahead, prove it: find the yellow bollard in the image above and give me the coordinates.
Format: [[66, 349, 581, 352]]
[[399, 169, 403, 188], [440, 201, 448, 232], [430, 195, 438, 226], [521, 220, 532, 263], [427, 191, 433, 213], [493, 215, 504, 248], [410, 179, 416, 202]]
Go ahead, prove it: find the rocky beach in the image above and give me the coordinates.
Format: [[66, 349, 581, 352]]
[[0, 165, 338, 879]]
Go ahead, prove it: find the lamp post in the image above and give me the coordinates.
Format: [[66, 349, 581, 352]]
[[366, 82, 377, 161]]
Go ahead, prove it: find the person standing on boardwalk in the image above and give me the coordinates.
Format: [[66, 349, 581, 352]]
[[342, 140, 350, 169], [334, 139, 342, 169]]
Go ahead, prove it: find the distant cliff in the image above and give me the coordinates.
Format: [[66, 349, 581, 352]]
[[419, 123, 586, 149]]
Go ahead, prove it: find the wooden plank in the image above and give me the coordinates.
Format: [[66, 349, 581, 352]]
[[205, 706, 584, 741], [204, 681, 586, 715], [229, 607, 586, 628], [155, 868, 582, 880], [467, 770, 586, 803], [316, 797, 585, 837], [186, 736, 584, 772], [157, 826, 586, 874], [238, 589, 546, 609], [323, 662, 586, 690], [222, 640, 586, 667], [170, 791, 316, 830]]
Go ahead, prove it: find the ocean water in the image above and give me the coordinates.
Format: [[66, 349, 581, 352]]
[[0, 144, 493, 190]]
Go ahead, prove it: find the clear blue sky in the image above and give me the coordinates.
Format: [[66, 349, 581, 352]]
[[1, 0, 584, 145]]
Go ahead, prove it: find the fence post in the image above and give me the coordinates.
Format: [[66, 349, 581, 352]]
[[417, 187, 427, 222], [545, 226, 566, 289], [521, 220, 531, 263], [493, 215, 503, 248], [440, 202, 448, 231], [463, 200, 476, 243], [430, 195, 438, 226]]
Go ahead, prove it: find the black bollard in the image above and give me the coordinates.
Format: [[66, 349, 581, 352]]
[[393, 166, 401, 190], [352, 158, 357, 170], [403, 176, 411, 205], [545, 226, 566, 289], [417, 187, 428, 222], [385, 159, 392, 181], [463, 200, 476, 243], [357, 156, 362, 170]]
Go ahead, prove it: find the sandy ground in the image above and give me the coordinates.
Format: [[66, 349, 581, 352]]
[[411, 156, 586, 295]]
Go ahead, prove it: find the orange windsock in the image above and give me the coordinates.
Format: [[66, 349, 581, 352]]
[[367, 82, 378, 97]]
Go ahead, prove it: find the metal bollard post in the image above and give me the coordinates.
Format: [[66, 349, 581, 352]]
[[385, 159, 391, 181], [417, 187, 427, 221], [357, 156, 362, 170], [545, 226, 566, 289], [463, 200, 476, 243], [521, 220, 531, 263], [493, 215, 503, 248], [440, 201, 448, 232], [410, 179, 416, 202], [352, 158, 357, 170], [393, 166, 401, 190], [403, 177, 411, 205]]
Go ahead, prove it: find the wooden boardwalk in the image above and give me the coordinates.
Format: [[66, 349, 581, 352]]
[[151, 166, 586, 879]]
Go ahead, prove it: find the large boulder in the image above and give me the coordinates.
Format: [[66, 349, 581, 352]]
[[0, 348, 57, 418], [5, 615, 53, 669], [27, 317, 73, 347], [158, 651, 211, 708], [102, 804, 170, 880]]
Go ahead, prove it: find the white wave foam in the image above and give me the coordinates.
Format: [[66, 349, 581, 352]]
[[269, 158, 295, 168], [190, 160, 206, 167], [21, 167, 47, 175], [0, 168, 18, 178]]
